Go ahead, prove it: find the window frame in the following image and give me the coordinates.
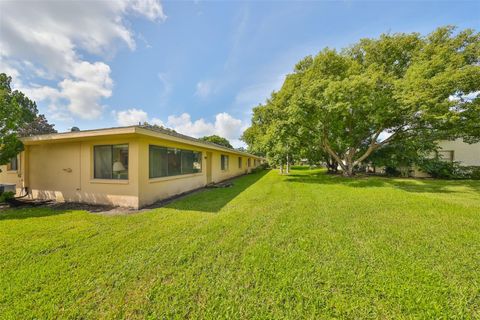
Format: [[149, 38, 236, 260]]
[[238, 156, 242, 169], [221, 155, 229, 171], [93, 144, 129, 180], [438, 150, 454, 162], [7, 156, 18, 172], [149, 145, 202, 179]]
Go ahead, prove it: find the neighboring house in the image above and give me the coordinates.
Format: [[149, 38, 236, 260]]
[[412, 138, 480, 177], [0, 125, 263, 208]]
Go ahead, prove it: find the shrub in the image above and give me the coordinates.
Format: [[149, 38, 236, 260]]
[[417, 159, 459, 179], [384, 166, 401, 177], [417, 159, 479, 179], [457, 166, 480, 180], [251, 163, 268, 173], [0, 191, 15, 203], [470, 167, 480, 180]]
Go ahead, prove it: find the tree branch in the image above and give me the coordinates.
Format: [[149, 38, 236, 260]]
[[322, 132, 346, 172]]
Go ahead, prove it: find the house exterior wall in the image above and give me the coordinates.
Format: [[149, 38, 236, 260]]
[[411, 139, 480, 178], [136, 136, 257, 208], [1, 130, 262, 209], [437, 139, 480, 166], [137, 136, 207, 208], [210, 152, 250, 183], [27, 137, 141, 208], [0, 152, 26, 195]]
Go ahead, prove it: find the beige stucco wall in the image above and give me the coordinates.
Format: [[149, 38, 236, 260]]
[[0, 152, 26, 195], [210, 152, 250, 183], [438, 139, 480, 166], [1, 131, 261, 208], [137, 136, 257, 207], [25, 137, 140, 208], [411, 139, 480, 177]]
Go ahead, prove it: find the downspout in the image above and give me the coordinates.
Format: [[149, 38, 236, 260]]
[[78, 142, 82, 192], [23, 145, 31, 197]]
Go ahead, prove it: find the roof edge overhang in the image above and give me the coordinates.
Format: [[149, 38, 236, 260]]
[[20, 126, 263, 159], [134, 127, 261, 158]]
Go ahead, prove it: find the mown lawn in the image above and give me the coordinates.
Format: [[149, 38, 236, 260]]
[[1, 168, 479, 319]]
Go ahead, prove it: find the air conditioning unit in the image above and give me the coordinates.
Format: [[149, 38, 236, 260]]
[[0, 184, 16, 194]]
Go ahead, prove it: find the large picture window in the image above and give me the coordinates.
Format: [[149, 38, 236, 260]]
[[94, 144, 129, 180], [149, 145, 202, 178], [221, 155, 229, 171]]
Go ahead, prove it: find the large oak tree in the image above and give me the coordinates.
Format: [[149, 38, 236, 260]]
[[243, 27, 480, 176]]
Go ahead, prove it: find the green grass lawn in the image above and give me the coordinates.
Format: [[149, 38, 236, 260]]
[[1, 168, 479, 319]]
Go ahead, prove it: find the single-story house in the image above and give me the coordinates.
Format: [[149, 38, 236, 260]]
[[0, 125, 264, 208], [412, 138, 480, 177]]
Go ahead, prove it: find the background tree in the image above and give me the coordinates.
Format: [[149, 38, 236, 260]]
[[0, 73, 57, 168], [1, 74, 36, 166], [18, 114, 56, 137], [199, 135, 233, 149]]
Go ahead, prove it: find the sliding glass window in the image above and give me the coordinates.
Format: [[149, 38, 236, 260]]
[[94, 144, 129, 180], [149, 145, 202, 178]]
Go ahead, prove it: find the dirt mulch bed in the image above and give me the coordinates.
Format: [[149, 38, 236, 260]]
[[0, 182, 229, 215], [1, 175, 241, 215]]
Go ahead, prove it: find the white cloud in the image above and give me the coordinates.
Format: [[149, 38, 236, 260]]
[[114, 108, 165, 127], [115, 108, 150, 126], [165, 112, 246, 143], [129, 0, 167, 21], [167, 113, 215, 137], [0, 0, 165, 122], [113, 110, 246, 146], [151, 118, 165, 126], [214, 112, 243, 140]]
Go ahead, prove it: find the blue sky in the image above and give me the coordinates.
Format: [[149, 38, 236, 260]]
[[1, 0, 479, 147]]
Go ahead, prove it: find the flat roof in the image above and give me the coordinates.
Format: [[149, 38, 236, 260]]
[[21, 125, 263, 159]]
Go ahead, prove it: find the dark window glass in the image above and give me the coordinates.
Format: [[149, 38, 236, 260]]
[[9, 157, 18, 171], [149, 145, 202, 178], [192, 151, 202, 173], [238, 157, 242, 169], [94, 144, 128, 180], [168, 148, 182, 176], [248, 158, 251, 167], [149, 146, 168, 178], [221, 155, 229, 170]]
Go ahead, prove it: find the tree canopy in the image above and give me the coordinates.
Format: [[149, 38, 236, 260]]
[[242, 26, 480, 176], [199, 135, 233, 149], [0, 73, 56, 166]]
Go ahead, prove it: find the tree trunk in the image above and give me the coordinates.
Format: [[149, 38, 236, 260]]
[[326, 158, 338, 173], [343, 159, 354, 177], [286, 154, 290, 174]]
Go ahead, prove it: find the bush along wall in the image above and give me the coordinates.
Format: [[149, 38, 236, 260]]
[[418, 158, 480, 179]]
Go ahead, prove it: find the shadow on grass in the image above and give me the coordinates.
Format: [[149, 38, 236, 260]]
[[165, 169, 270, 213], [0, 207, 70, 221], [285, 169, 480, 194]]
